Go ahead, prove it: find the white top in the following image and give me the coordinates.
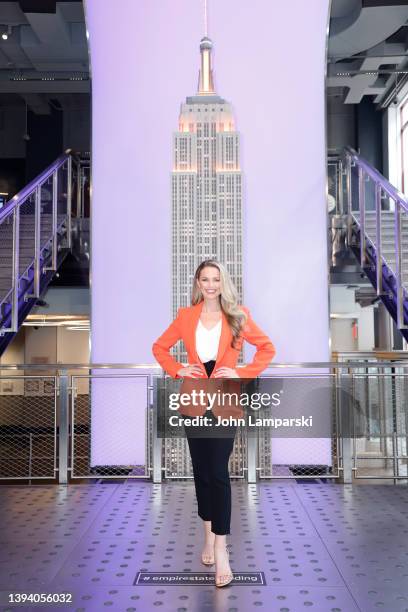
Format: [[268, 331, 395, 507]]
[[195, 318, 222, 363]]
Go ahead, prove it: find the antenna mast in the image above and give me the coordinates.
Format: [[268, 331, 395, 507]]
[[204, 0, 208, 37]]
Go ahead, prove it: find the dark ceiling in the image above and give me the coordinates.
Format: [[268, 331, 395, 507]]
[[17, 0, 82, 12]]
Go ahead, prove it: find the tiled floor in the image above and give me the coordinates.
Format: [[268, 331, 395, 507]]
[[0, 481, 407, 611]]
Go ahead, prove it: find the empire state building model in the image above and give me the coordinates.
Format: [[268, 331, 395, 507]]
[[172, 33, 243, 362]]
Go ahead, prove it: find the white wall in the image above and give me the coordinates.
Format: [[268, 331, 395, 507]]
[[386, 80, 408, 192], [330, 286, 375, 351], [387, 104, 400, 190]]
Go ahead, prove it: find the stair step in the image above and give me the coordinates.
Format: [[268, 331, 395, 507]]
[[360, 228, 408, 235], [0, 241, 52, 249], [370, 244, 408, 251], [0, 261, 34, 270], [0, 217, 66, 232], [380, 252, 408, 261], [0, 239, 54, 248], [382, 251, 408, 257], [362, 223, 408, 230], [0, 229, 54, 239], [0, 225, 53, 231], [361, 229, 408, 237], [359, 213, 408, 217], [0, 245, 51, 255], [0, 233, 63, 247], [356, 223, 408, 230], [359, 213, 408, 218]]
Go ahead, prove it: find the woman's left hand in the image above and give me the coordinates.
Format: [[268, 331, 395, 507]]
[[213, 367, 240, 378]]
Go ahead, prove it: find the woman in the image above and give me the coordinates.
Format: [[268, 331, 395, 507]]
[[152, 260, 276, 587]]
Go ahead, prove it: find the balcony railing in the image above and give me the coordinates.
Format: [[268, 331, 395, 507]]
[[0, 358, 408, 484]]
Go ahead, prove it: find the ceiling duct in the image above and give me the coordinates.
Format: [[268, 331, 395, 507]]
[[329, 0, 408, 59], [18, 1, 82, 13], [19, 1, 56, 13]]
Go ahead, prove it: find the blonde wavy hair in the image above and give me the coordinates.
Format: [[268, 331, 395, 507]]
[[191, 259, 247, 349]]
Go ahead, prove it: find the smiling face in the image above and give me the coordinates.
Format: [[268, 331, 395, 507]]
[[197, 266, 222, 302]]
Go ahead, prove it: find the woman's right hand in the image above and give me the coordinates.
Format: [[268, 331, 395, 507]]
[[177, 364, 204, 378]]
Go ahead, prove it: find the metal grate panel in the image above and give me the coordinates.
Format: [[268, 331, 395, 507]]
[[0, 376, 56, 480], [71, 375, 149, 480]]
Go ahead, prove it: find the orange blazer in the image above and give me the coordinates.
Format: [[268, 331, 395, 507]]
[[152, 302, 276, 417]]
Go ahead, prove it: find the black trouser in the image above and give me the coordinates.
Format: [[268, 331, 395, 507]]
[[183, 360, 237, 536]]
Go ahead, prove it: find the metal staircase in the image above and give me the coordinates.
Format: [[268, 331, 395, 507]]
[[0, 153, 75, 354], [343, 147, 408, 341]]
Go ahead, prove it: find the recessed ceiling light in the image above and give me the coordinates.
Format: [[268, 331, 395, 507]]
[[1, 26, 11, 40]]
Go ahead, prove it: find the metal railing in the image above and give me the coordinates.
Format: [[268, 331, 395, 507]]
[[0, 360, 408, 484], [0, 375, 57, 482], [335, 352, 408, 482], [0, 150, 90, 338], [342, 146, 408, 330], [0, 154, 72, 334]]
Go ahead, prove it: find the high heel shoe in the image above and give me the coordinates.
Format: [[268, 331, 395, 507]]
[[215, 545, 233, 587], [201, 551, 215, 566], [201, 541, 215, 566]]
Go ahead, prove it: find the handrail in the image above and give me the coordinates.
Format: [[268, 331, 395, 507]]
[[0, 152, 70, 224], [1, 361, 408, 371], [334, 350, 408, 358], [0, 151, 74, 333], [344, 146, 408, 215], [344, 146, 408, 330]]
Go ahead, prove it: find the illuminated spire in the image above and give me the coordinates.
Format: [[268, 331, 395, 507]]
[[198, 0, 215, 95], [204, 0, 208, 37]]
